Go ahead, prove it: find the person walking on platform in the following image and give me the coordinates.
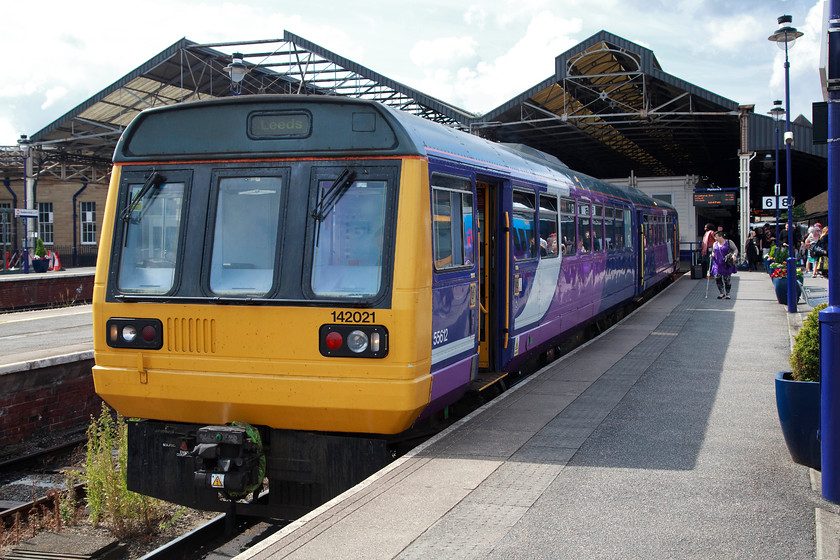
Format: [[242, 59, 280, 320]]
[[711, 231, 738, 299], [813, 226, 829, 278], [700, 223, 715, 278], [746, 230, 760, 271]]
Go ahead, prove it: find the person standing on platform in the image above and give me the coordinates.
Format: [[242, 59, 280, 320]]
[[814, 226, 829, 278], [700, 223, 716, 278], [746, 230, 761, 271], [804, 224, 820, 276], [711, 231, 738, 299]]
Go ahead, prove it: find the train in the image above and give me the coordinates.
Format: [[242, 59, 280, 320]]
[[91, 95, 678, 517]]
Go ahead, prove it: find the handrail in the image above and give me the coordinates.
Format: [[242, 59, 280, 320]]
[[504, 211, 510, 349]]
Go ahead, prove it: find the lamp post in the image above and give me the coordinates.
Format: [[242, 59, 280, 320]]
[[17, 135, 31, 274], [768, 100, 785, 246], [820, 0, 840, 504], [768, 15, 803, 313]]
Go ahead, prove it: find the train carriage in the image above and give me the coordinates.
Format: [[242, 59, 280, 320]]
[[92, 95, 677, 516]]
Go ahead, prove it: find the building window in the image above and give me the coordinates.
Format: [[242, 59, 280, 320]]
[[0, 202, 10, 246], [652, 193, 672, 205], [81, 201, 96, 245], [38, 202, 54, 245]]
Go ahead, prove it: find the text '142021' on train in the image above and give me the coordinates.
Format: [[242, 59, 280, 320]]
[[92, 95, 677, 517]]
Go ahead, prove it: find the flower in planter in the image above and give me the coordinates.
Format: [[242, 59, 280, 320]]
[[34, 238, 49, 260], [770, 266, 803, 280]]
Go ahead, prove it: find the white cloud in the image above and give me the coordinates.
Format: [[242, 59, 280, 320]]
[[41, 87, 68, 110], [464, 5, 487, 28], [410, 37, 479, 68]]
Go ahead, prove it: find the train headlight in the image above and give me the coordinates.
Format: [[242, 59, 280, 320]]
[[319, 323, 388, 358], [346, 330, 369, 353], [106, 318, 163, 350], [122, 325, 138, 342]]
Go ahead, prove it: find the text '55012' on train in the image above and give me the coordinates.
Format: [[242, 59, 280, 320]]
[[92, 95, 677, 517]]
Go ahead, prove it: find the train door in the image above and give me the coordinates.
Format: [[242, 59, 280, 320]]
[[476, 181, 495, 370], [636, 210, 646, 291]]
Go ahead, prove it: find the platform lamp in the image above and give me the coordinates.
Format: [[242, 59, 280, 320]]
[[17, 134, 31, 274], [820, 0, 840, 504], [768, 14, 803, 313], [225, 52, 249, 95], [768, 100, 785, 247]]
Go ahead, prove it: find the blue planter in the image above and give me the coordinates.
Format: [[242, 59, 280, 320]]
[[775, 371, 820, 470], [773, 276, 800, 305], [31, 258, 49, 273]]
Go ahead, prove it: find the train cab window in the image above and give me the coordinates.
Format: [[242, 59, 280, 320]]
[[592, 204, 604, 252], [604, 207, 615, 251], [559, 198, 576, 256], [312, 177, 388, 297], [577, 202, 591, 253], [512, 190, 537, 260], [539, 195, 559, 258], [210, 176, 284, 296], [117, 178, 185, 294], [431, 175, 474, 271], [623, 209, 633, 249]]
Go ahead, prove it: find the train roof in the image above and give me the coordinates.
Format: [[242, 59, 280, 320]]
[[114, 95, 673, 211]]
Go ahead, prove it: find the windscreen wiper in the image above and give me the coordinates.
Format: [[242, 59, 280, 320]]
[[121, 170, 165, 223], [311, 169, 356, 221]]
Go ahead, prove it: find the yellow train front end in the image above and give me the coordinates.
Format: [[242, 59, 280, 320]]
[[90, 96, 435, 515], [93, 158, 432, 436]]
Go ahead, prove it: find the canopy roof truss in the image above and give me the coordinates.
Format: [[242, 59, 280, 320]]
[[14, 32, 475, 183], [477, 31, 742, 186]]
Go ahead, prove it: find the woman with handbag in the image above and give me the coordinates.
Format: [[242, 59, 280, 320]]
[[710, 231, 738, 299]]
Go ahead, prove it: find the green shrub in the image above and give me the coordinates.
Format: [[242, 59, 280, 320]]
[[34, 237, 47, 258], [790, 303, 828, 382], [85, 403, 168, 539]]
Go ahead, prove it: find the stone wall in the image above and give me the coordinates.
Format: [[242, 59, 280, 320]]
[[0, 272, 94, 311], [0, 355, 101, 455]]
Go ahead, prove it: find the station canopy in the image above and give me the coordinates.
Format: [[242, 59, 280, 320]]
[[16, 30, 827, 205]]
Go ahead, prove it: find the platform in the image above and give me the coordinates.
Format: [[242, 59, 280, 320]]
[[236, 270, 837, 559]]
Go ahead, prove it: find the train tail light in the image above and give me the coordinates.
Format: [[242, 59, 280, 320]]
[[106, 318, 163, 349], [319, 324, 388, 358]]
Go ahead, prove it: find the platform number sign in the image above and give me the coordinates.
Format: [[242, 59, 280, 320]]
[[762, 196, 790, 210]]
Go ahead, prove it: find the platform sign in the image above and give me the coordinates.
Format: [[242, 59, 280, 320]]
[[693, 191, 736, 207], [762, 196, 791, 210], [14, 208, 38, 218]]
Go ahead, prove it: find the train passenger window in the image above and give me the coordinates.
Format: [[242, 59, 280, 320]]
[[210, 176, 284, 296], [623, 209, 633, 249], [431, 175, 474, 271], [604, 207, 615, 251], [512, 190, 537, 260], [613, 208, 624, 249], [539, 195, 559, 258], [312, 178, 387, 297], [559, 198, 576, 256], [592, 204, 604, 253], [577, 202, 591, 253], [117, 179, 185, 294]]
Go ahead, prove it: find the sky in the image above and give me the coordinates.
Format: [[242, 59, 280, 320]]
[[0, 0, 827, 147]]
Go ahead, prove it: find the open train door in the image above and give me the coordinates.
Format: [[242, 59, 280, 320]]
[[476, 181, 496, 370], [636, 210, 646, 293]]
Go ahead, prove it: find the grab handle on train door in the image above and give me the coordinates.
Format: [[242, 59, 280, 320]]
[[504, 211, 510, 349]]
